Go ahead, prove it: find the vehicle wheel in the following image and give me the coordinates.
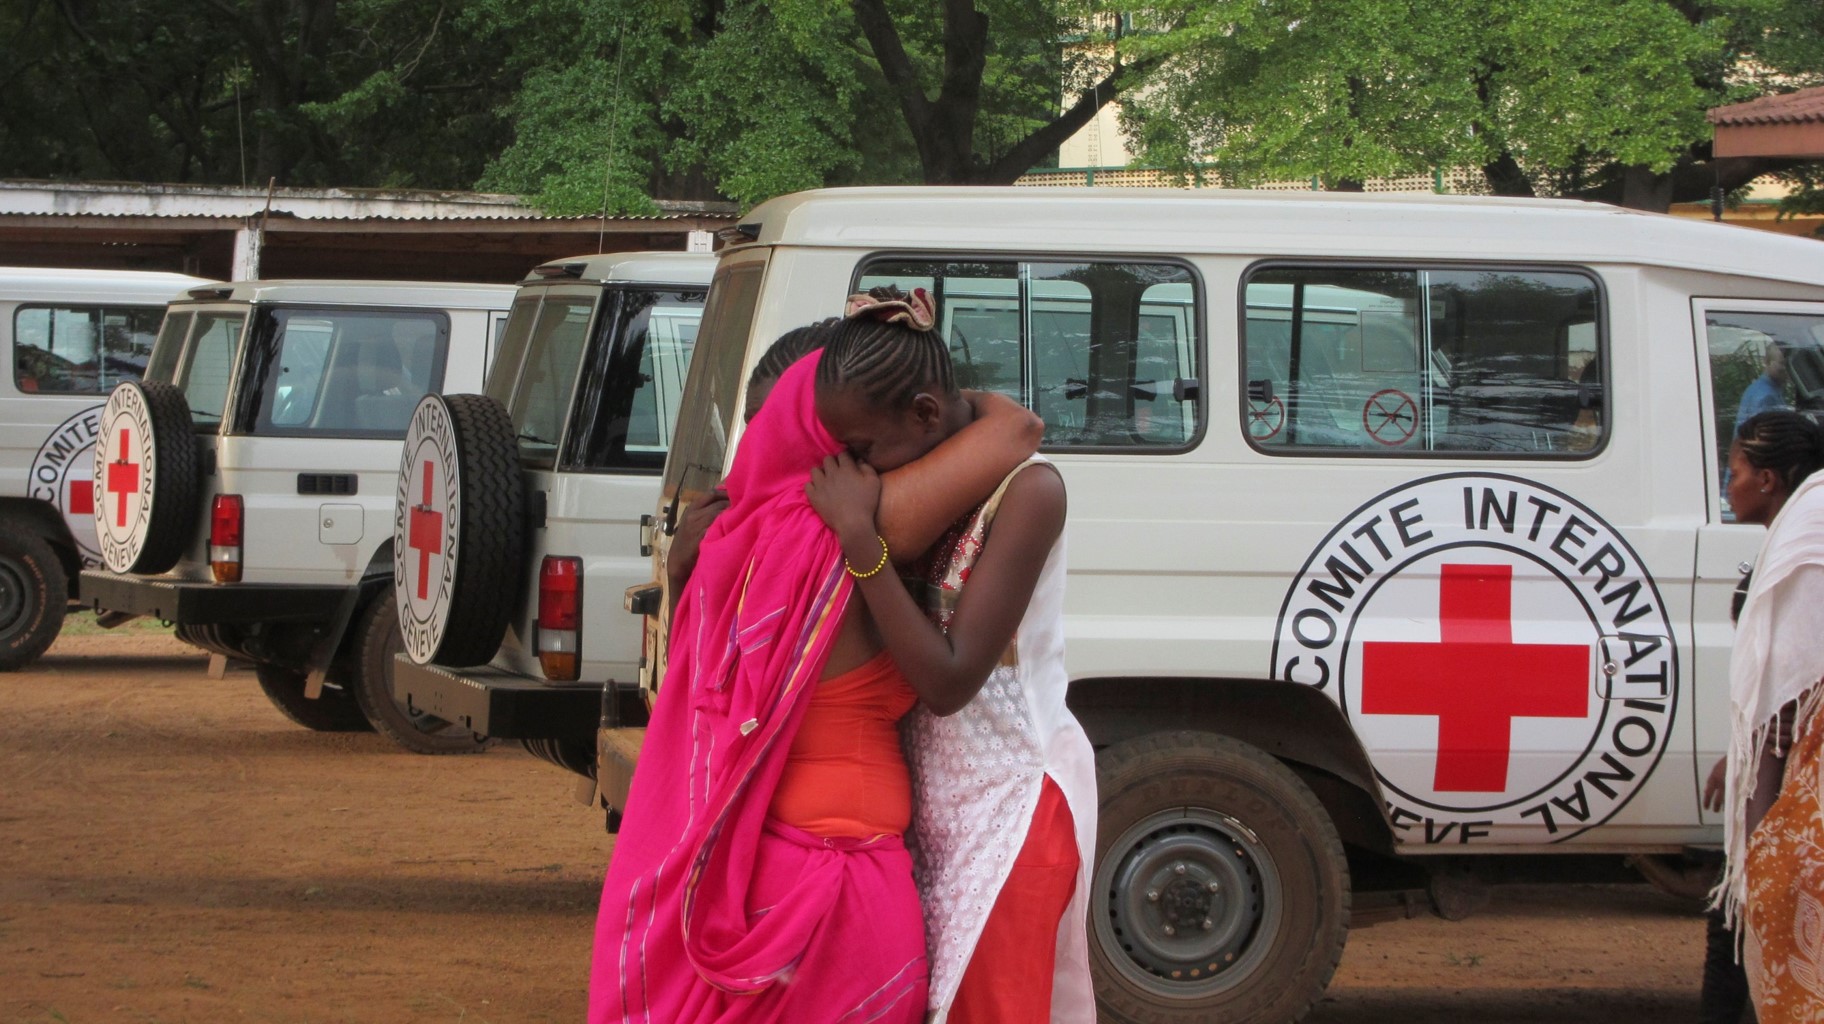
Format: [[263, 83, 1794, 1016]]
[[254, 664, 373, 733], [394, 393, 524, 668], [1091, 731, 1350, 1024], [0, 525, 68, 671], [93, 380, 199, 575], [353, 595, 493, 755]]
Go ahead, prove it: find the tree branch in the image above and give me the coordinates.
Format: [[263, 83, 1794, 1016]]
[[981, 53, 1165, 184], [850, 0, 932, 135]]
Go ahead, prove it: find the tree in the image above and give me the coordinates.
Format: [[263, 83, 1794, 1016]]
[[0, 0, 515, 189], [1117, 0, 1824, 210]]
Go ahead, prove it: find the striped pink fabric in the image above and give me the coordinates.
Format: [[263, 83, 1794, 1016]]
[[589, 351, 928, 1024]]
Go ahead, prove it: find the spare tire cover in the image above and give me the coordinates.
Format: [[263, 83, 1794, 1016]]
[[394, 393, 525, 667], [93, 380, 199, 575]]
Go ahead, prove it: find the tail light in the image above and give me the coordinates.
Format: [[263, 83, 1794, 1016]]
[[210, 494, 243, 583], [538, 555, 582, 680]]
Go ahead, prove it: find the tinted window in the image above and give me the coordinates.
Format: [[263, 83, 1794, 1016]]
[[858, 259, 1200, 448], [565, 289, 707, 471], [1243, 266, 1601, 455], [174, 312, 247, 427], [13, 305, 164, 395], [505, 296, 597, 468], [662, 260, 764, 513], [1706, 309, 1824, 518], [245, 308, 448, 437]]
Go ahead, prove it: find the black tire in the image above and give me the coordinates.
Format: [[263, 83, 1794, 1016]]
[[0, 524, 68, 671], [254, 664, 373, 733], [1091, 731, 1350, 1024], [95, 380, 199, 575], [353, 595, 493, 755], [394, 393, 523, 667]]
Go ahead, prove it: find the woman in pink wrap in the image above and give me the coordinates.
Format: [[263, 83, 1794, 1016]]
[[589, 323, 1041, 1024]]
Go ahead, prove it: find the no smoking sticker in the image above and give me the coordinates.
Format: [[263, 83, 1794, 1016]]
[[1248, 396, 1285, 440], [1363, 389, 1417, 446]]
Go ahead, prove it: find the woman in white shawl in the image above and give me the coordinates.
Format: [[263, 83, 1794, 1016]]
[[1714, 409, 1824, 1021]]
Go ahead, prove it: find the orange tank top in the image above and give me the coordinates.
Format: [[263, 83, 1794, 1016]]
[[768, 651, 918, 840]]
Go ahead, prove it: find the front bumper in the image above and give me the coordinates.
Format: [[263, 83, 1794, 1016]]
[[79, 570, 350, 625], [390, 655, 599, 740]]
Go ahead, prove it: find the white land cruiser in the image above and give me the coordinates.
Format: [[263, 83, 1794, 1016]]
[[386, 253, 712, 777], [79, 280, 513, 752], [625, 188, 1824, 1024], [0, 267, 208, 669]]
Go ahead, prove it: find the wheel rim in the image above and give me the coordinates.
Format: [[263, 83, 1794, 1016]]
[[1095, 807, 1283, 998], [0, 556, 28, 639]]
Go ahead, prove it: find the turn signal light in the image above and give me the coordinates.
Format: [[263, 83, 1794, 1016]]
[[537, 555, 582, 681], [210, 494, 243, 583]]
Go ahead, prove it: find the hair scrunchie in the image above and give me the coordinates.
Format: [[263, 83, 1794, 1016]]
[[843, 285, 937, 333]]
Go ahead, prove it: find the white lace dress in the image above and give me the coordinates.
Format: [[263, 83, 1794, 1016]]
[[901, 457, 1098, 1024]]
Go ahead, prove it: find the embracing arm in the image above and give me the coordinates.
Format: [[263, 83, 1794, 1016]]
[[876, 391, 1042, 561], [809, 453, 1065, 716]]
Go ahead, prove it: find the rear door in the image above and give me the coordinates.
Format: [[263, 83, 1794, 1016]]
[[226, 305, 451, 585], [1690, 299, 1824, 822]]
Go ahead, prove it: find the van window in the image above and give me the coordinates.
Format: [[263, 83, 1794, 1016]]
[[662, 260, 765, 510], [504, 296, 596, 468], [857, 260, 1200, 448], [13, 305, 164, 395], [1242, 266, 1602, 456], [174, 311, 247, 427], [486, 295, 541, 409], [144, 311, 192, 385], [1705, 309, 1824, 518], [242, 308, 449, 438], [564, 288, 707, 472]]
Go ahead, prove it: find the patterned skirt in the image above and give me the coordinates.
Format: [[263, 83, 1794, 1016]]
[[1745, 709, 1824, 1022]]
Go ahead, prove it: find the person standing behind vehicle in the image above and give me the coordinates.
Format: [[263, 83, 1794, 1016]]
[[1736, 345, 1790, 430], [806, 289, 1097, 1024], [1712, 410, 1824, 1023]]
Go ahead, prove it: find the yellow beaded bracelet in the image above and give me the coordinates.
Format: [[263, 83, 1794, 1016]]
[[845, 535, 890, 579]]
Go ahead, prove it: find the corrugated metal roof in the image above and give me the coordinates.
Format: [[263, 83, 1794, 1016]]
[[0, 180, 737, 222], [1709, 85, 1824, 127]]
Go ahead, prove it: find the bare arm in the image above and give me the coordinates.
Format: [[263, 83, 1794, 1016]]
[[1747, 696, 1807, 835], [877, 390, 1042, 561], [808, 452, 1065, 716]]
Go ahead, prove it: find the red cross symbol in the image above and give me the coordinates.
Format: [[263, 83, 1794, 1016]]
[[407, 461, 444, 601], [67, 478, 95, 516], [106, 429, 141, 528], [1360, 563, 1589, 793]]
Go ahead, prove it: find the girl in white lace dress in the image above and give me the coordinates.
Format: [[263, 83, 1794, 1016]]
[[806, 290, 1097, 1024]]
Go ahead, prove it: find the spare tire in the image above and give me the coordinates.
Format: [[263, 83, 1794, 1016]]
[[394, 393, 525, 667], [92, 381, 199, 575]]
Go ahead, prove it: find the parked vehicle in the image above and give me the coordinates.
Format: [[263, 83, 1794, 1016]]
[[0, 267, 208, 669], [398, 188, 1824, 1022], [79, 280, 514, 752], [385, 253, 713, 774]]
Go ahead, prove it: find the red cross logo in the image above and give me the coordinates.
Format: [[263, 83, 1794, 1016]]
[[68, 478, 95, 516], [408, 461, 444, 601], [106, 429, 141, 528], [1360, 563, 1590, 792]]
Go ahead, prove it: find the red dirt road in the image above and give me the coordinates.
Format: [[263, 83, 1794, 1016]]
[[3, 631, 1711, 1023]]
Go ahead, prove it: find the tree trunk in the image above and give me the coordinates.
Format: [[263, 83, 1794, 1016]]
[[1481, 149, 1535, 197]]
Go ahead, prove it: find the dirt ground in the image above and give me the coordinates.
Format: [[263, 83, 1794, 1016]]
[[3, 629, 1715, 1024]]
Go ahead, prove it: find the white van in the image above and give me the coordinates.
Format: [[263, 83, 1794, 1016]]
[[623, 188, 1824, 1024], [385, 253, 713, 775], [0, 267, 209, 669], [79, 280, 514, 752]]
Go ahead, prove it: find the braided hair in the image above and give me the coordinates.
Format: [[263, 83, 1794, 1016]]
[[815, 289, 955, 409], [743, 319, 839, 421], [1736, 410, 1824, 493]]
